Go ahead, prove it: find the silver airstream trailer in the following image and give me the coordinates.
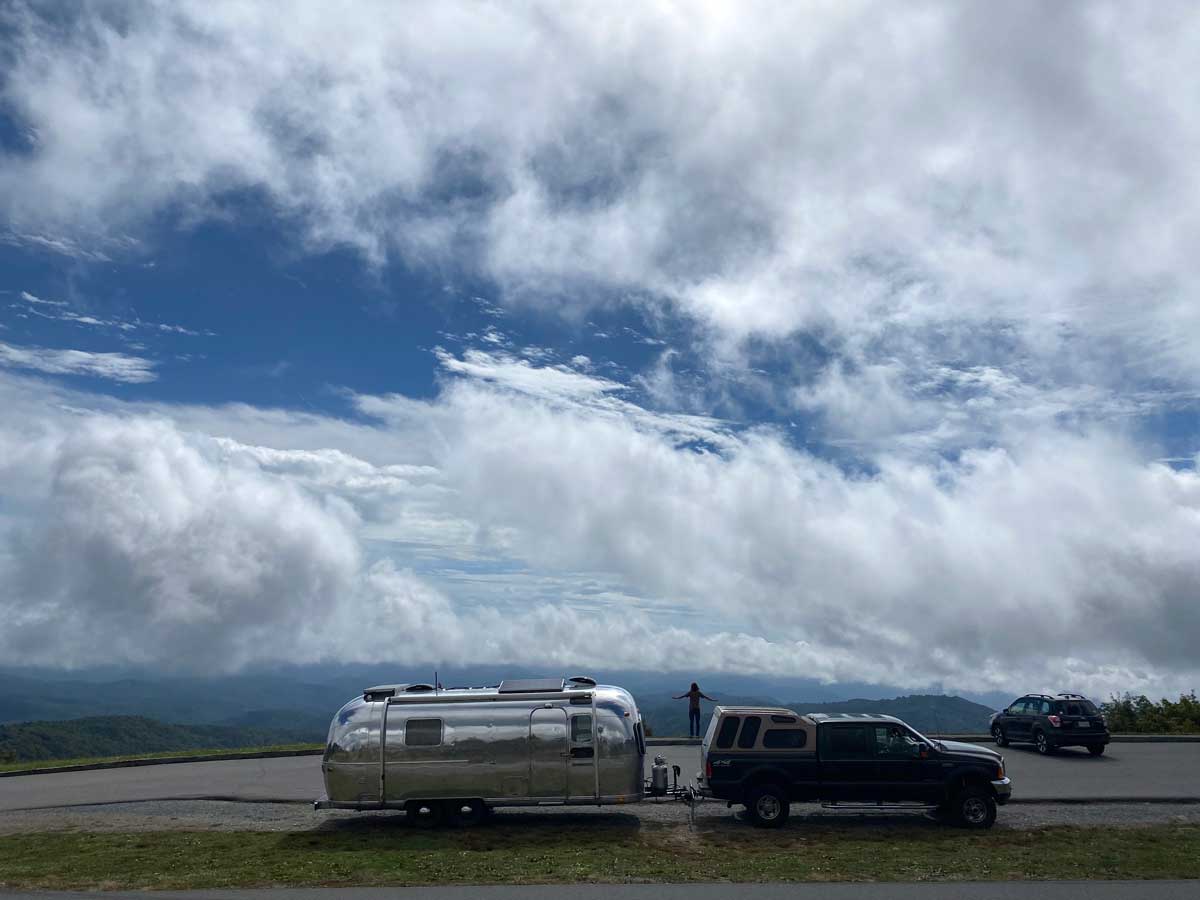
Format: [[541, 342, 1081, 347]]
[[315, 676, 647, 824]]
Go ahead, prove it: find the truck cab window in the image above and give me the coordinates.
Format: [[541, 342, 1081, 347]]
[[824, 724, 871, 759]]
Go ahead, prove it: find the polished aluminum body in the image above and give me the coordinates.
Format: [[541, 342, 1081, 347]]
[[318, 680, 645, 809]]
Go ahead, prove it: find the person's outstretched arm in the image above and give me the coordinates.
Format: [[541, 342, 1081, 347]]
[[672, 693, 686, 699], [701, 693, 716, 701]]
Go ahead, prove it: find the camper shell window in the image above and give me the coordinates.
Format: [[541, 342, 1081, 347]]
[[763, 728, 808, 749], [715, 715, 741, 749]]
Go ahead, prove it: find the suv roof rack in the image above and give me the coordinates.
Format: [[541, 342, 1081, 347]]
[[1057, 692, 1088, 700], [1027, 693, 1055, 700]]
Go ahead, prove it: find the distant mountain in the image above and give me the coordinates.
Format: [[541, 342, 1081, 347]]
[[0, 664, 1012, 754], [790, 695, 997, 735], [0, 715, 324, 763], [638, 692, 997, 737]]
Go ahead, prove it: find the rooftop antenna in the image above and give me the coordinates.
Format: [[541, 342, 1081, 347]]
[[435, 670, 439, 696]]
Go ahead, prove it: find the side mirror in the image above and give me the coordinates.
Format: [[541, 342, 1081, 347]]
[[919, 745, 930, 759]]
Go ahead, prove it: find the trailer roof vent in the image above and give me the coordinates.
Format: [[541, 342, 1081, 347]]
[[498, 678, 565, 693], [567, 675, 597, 687], [404, 683, 435, 692]]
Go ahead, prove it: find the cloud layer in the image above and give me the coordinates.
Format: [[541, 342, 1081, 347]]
[[3, 2, 1199, 377], [1, 359, 1196, 697]]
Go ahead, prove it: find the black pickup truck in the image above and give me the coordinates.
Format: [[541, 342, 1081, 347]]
[[697, 707, 1012, 828]]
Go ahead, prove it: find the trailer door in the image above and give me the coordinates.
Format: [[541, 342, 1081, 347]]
[[529, 708, 568, 799]]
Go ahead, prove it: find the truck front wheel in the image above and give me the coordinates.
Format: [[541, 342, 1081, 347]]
[[745, 784, 790, 828], [954, 786, 997, 829]]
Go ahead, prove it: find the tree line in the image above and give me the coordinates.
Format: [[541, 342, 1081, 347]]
[[1101, 692, 1200, 734]]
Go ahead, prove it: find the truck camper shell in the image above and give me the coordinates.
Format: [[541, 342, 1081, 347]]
[[316, 677, 646, 815]]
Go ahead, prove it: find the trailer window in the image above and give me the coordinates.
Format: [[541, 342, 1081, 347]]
[[405, 718, 442, 747], [634, 720, 646, 755], [763, 729, 808, 749], [738, 716, 762, 748], [571, 715, 593, 744], [715, 716, 740, 749]]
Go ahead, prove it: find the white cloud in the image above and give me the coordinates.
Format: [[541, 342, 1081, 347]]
[[0, 340, 157, 383], [11, 290, 211, 336], [2, 1, 1198, 398], [3, 358, 1197, 696]]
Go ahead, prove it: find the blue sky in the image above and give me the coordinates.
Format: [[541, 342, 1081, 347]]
[[1, 1, 1198, 698]]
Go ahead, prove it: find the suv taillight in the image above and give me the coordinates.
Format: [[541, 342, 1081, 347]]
[[1047, 715, 1061, 727], [705, 760, 713, 778]]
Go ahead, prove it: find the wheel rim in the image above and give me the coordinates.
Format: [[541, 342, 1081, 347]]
[[756, 795, 781, 820], [992, 727, 1003, 741], [962, 797, 988, 824], [1036, 734, 1047, 752]]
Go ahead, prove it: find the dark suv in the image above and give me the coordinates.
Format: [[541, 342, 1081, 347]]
[[990, 693, 1110, 756]]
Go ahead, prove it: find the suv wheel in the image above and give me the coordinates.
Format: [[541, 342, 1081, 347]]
[[1088, 745, 1105, 757], [955, 786, 997, 829], [1034, 730, 1054, 755], [746, 784, 790, 829], [991, 725, 1008, 747]]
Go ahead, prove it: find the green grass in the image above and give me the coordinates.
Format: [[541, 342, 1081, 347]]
[[1, 823, 1198, 890], [0, 743, 321, 774]]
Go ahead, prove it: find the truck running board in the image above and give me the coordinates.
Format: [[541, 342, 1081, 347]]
[[820, 802, 940, 811]]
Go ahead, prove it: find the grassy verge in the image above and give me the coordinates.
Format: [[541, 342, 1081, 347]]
[[0, 743, 321, 774], [1, 823, 1197, 889]]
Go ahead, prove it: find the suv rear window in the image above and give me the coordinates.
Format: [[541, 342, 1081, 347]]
[[715, 716, 741, 749], [1059, 700, 1099, 716]]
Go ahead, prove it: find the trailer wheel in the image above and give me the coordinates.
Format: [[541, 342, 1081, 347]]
[[446, 799, 488, 827], [745, 784, 789, 828], [406, 801, 448, 828]]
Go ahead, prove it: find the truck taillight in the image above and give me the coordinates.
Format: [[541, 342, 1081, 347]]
[[1047, 715, 1061, 727]]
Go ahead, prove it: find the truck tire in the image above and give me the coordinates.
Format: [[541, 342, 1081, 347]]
[[745, 784, 789, 829], [1034, 730, 1054, 755], [991, 725, 1008, 747], [954, 786, 997, 829]]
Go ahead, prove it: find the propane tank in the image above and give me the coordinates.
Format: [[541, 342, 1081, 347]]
[[651, 755, 669, 796]]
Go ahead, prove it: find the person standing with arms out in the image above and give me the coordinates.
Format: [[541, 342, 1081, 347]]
[[674, 682, 716, 738]]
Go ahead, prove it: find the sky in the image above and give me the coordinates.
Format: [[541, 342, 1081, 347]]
[[0, 1, 1198, 699]]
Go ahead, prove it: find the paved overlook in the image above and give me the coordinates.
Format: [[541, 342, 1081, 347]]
[[2, 743, 1198, 814]]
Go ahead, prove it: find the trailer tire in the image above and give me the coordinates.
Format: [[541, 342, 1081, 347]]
[[406, 801, 448, 828], [447, 799, 488, 827], [745, 784, 789, 828]]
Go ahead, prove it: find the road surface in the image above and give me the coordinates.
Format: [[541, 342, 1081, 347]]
[[1, 743, 1197, 813], [3, 882, 1199, 900]]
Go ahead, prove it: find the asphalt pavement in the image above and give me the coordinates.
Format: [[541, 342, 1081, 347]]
[[1, 742, 1198, 812], [3, 882, 1199, 900]]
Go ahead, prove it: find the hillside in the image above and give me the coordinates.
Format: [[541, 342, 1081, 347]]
[[0, 716, 324, 764], [792, 694, 996, 735]]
